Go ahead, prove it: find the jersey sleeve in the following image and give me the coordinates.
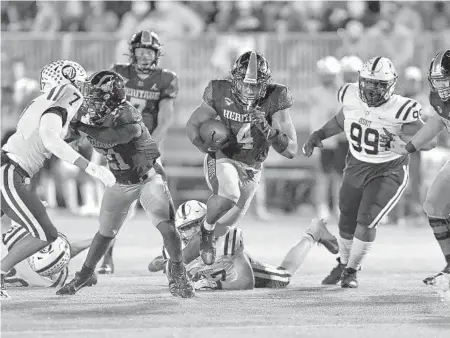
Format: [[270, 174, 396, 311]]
[[394, 98, 422, 123], [112, 103, 142, 127], [161, 70, 179, 100], [202, 80, 215, 107], [221, 227, 244, 256], [276, 86, 294, 111], [337, 83, 353, 104], [43, 84, 83, 125], [111, 63, 131, 81]]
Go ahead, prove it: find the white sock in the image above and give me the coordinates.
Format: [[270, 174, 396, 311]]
[[347, 238, 373, 270], [203, 219, 215, 231], [338, 236, 353, 265]]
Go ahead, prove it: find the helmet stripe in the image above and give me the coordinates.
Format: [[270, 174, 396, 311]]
[[141, 30, 152, 44], [431, 51, 445, 76], [371, 56, 382, 72], [181, 202, 187, 217], [244, 51, 258, 84]]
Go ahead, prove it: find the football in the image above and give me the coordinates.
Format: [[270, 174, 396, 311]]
[[199, 119, 230, 146]]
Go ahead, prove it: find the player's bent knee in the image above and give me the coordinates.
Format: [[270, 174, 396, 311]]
[[99, 226, 119, 238]]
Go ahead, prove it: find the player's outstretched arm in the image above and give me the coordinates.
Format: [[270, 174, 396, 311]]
[[75, 122, 142, 144], [270, 109, 298, 158], [152, 98, 175, 145], [186, 101, 218, 152], [302, 108, 344, 157], [409, 114, 443, 151]]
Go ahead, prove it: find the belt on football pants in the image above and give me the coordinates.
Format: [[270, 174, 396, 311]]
[[1, 151, 30, 180]]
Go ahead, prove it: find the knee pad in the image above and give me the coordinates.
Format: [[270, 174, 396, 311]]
[[338, 222, 357, 237]]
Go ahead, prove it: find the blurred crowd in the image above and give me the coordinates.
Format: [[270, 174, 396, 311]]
[[1, 1, 449, 222]]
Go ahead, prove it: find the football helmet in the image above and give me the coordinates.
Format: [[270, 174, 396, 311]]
[[428, 50, 450, 101], [27, 233, 71, 277], [230, 51, 271, 108], [129, 30, 162, 74], [85, 70, 126, 121], [340, 55, 363, 82], [175, 200, 207, 244], [39, 60, 87, 93], [358, 56, 397, 107]]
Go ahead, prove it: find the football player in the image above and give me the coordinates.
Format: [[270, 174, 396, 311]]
[[0, 60, 116, 299], [99, 30, 178, 274], [148, 200, 339, 290], [1, 219, 95, 288], [386, 50, 450, 295], [303, 56, 435, 288], [186, 51, 298, 266], [56, 70, 194, 298]]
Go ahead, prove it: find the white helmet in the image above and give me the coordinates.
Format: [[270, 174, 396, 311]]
[[175, 200, 207, 244], [340, 55, 363, 82], [359, 56, 398, 107], [27, 234, 71, 277], [317, 56, 341, 75], [39, 60, 88, 93]]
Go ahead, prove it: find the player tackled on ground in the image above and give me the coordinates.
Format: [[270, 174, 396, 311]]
[[185, 51, 298, 266], [98, 30, 179, 274], [56, 70, 193, 298], [148, 200, 339, 290], [0, 60, 116, 299], [303, 56, 435, 288], [386, 50, 450, 300]]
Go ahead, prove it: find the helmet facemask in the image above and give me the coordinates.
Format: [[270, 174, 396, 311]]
[[134, 47, 159, 74], [177, 217, 204, 245], [359, 76, 396, 107]]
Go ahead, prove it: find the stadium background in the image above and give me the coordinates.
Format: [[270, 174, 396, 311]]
[[1, 0, 450, 220]]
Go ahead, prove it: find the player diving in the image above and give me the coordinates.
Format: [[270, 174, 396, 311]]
[[98, 30, 179, 274], [148, 200, 339, 290], [0, 60, 116, 300], [185, 51, 298, 268], [302, 56, 436, 288], [55, 70, 194, 298]]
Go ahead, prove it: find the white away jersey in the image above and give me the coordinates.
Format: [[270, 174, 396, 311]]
[[2, 84, 83, 176], [1, 224, 68, 288], [338, 83, 422, 163]]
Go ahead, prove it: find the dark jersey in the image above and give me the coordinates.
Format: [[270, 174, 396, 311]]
[[429, 91, 450, 131], [85, 102, 160, 184], [203, 79, 293, 166], [112, 64, 178, 134]]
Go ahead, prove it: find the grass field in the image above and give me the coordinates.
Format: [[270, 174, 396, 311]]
[[1, 209, 450, 338]]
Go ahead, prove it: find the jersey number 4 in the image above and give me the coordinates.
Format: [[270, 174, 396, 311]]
[[237, 123, 254, 149], [350, 122, 379, 155]]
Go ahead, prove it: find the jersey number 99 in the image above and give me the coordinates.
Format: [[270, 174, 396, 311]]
[[350, 122, 379, 155]]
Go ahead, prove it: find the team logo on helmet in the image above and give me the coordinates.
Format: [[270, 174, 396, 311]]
[[61, 64, 77, 80]]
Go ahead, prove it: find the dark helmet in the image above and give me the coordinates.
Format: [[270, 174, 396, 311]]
[[230, 51, 271, 108], [129, 30, 162, 74], [85, 70, 126, 121], [428, 50, 450, 101]]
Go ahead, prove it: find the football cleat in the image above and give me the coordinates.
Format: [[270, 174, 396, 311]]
[[306, 217, 339, 254], [97, 263, 114, 275], [322, 257, 346, 285], [165, 260, 195, 298], [148, 255, 167, 273], [1, 274, 11, 300], [423, 263, 450, 285], [200, 225, 216, 265], [341, 267, 358, 288], [56, 271, 96, 295]]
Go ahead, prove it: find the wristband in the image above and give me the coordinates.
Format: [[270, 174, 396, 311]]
[[74, 156, 89, 171], [405, 141, 417, 153]]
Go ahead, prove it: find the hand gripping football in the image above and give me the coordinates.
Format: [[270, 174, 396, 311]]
[[199, 119, 230, 147]]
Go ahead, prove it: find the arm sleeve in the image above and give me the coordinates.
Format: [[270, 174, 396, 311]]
[[276, 86, 294, 111], [76, 122, 142, 144], [39, 112, 83, 165], [337, 83, 351, 104], [395, 99, 422, 123]]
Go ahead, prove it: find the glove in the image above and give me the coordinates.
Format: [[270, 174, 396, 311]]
[[250, 107, 275, 140], [302, 131, 324, 157], [85, 162, 116, 187]]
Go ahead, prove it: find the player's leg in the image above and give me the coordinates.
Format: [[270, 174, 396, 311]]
[[1, 164, 59, 298], [422, 160, 450, 285], [343, 165, 409, 288], [201, 155, 242, 264], [247, 253, 291, 289], [322, 170, 363, 285], [56, 184, 138, 295], [140, 164, 194, 298]]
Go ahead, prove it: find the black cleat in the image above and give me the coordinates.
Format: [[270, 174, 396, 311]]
[[200, 225, 216, 265], [341, 267, 358, 288], [322, 257, 346, 285], [166, 260, 195, 298], [56, 272, 96, 295]]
